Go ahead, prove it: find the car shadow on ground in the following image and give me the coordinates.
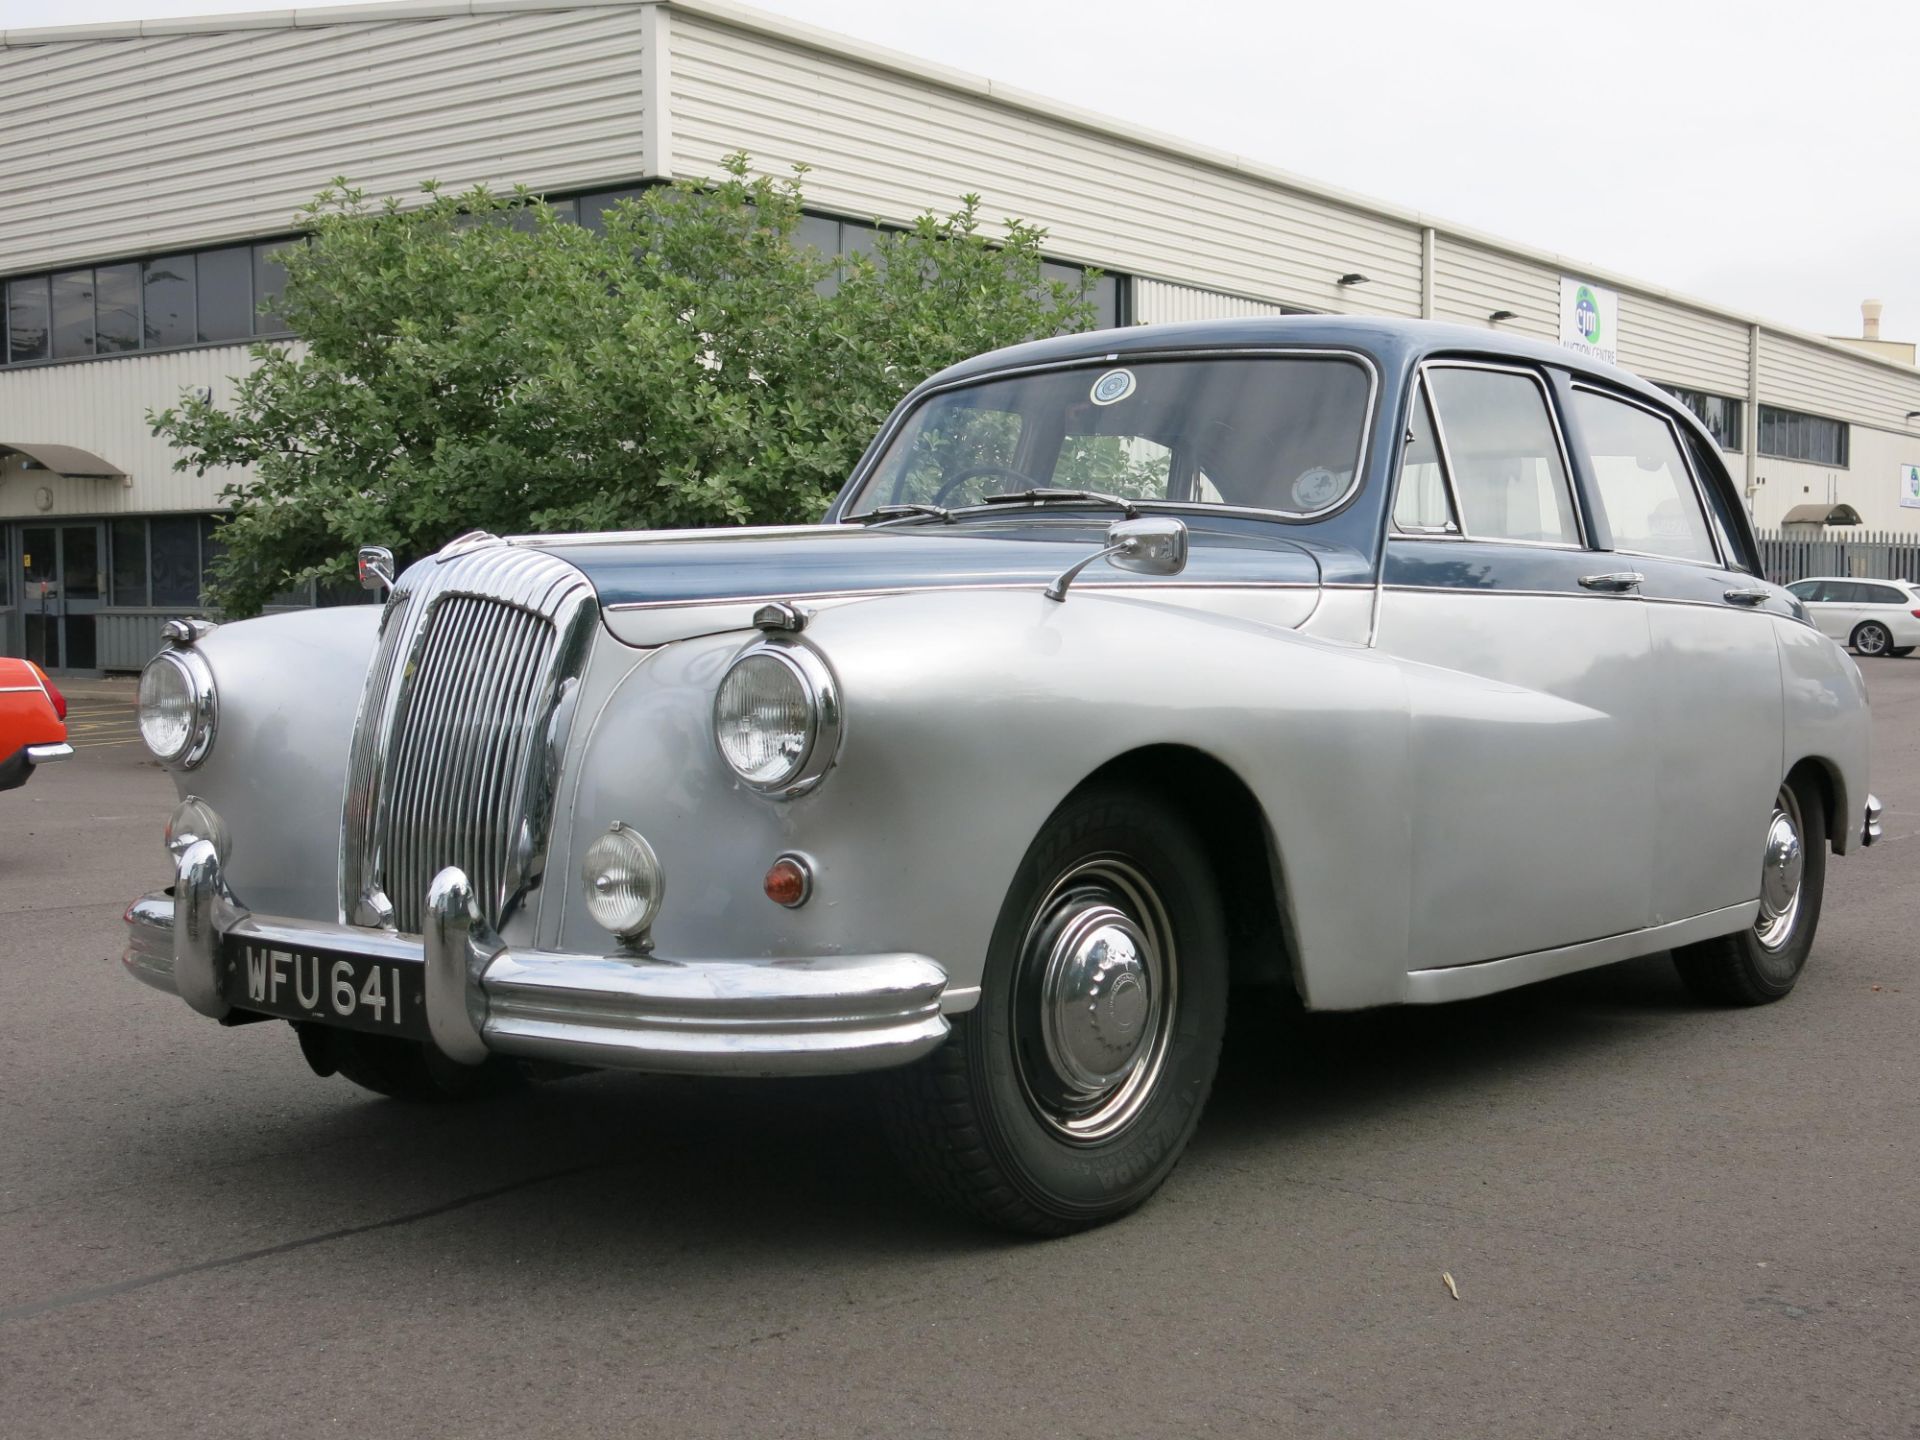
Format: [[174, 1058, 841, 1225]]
[[93, 950, 1707, 1283]]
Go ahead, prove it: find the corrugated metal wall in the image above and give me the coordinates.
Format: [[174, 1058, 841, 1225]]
[[0, 6, 651, 274], [666, 10, 1424, 318], [0, 342, 260, 517], [1758, 331, 1918, 429], [1428, 238, 1558, 343], [1131, 279, 1296, 324], [1618, 295, 1750, 396]]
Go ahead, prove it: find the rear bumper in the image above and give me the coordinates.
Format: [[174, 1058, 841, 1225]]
[[0, 741, 71, 790], [1864, 793, 1883, 847], [125, 841, 952, 1077]]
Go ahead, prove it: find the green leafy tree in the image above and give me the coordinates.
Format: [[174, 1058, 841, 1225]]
[[154, 155, 1098, 615]]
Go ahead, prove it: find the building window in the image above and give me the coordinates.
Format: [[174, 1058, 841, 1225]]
[[2, 239, 298, 368], [1758, 404, 1848, 467], [1656, 383, 1743, 452], [107, 515, 224, 609]]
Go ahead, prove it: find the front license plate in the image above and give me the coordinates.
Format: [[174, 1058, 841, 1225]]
[[223, 939, 429, 1041]]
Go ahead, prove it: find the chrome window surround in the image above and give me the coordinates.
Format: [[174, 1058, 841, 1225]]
[[1395, 359, 1592, 552], [835, 346, 1382, 527], [713, 636, 844, 799], [1570, 382, 1730, 571], [142, 646, 218, 769], [338, 541, 598, 932]]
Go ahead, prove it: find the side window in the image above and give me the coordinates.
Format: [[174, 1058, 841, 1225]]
[[1824, 582, 1862, 603], [1572, 390, 1717, 564], [874, 405, 1025, 507], [1425, 367, 1580, 545], [1392, 382, 1457, 532], [1863, 583, 1906, 606], [1785, 580, 1821, 601]]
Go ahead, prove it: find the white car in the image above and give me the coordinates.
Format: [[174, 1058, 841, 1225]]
[[1784, 576, 1920, 658]]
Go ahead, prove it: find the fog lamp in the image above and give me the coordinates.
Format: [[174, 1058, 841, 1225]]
[[581, 823, 663, 942], [165, 795, 230, 862]]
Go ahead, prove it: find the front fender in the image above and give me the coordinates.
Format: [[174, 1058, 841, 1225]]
[[157, 607, 380, 921], [551, 589, 1414, 1009]]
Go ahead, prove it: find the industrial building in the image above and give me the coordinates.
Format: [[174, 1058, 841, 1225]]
[[4, 0, 1919, 671]]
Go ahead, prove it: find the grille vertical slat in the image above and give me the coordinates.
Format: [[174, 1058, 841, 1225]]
[[340, 545, 593, 935]]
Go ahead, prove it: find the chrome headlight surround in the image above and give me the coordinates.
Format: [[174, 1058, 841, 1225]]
[[712, 639, 843, 798], [138, 647, 217, 769]]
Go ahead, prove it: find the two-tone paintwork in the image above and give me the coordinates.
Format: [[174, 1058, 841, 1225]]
[[134, 318, 1871, 1053]]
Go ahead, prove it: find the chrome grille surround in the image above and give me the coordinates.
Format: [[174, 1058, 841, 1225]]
[[339, 539, 597, 934]]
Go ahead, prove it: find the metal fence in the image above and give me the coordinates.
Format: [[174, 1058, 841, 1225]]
[[1754, 530, 1920, 586]]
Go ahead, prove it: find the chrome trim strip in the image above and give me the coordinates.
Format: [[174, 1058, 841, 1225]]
[[1380, 582, 1780, 614], [1406, 901, 1761, 1004], [606, 579, 1343, 613], [125, 855, 952, 1076]]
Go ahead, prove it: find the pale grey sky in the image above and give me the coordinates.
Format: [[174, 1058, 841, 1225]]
[[5, 0, 1915, 343]]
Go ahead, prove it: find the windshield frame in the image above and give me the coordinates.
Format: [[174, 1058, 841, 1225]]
[[831, 345, 1383, 526]]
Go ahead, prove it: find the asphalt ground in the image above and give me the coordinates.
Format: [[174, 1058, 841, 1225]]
[[2, 667, 1917, 1439]]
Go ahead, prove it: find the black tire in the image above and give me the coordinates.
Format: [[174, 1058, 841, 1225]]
[[1890, 647, 1915, 658], [1672, 775, 1827, 1006], [298, 1023, 527, 1102], [876, 784, 1229, 1235], [1851, 621, 1893, 657]]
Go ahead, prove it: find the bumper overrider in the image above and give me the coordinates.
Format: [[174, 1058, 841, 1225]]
[[125, 840, 952, 1076]]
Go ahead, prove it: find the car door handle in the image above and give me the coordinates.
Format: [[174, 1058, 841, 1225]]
[[1578, 572, 1643, 592], [1723, 588, 1772, 606]]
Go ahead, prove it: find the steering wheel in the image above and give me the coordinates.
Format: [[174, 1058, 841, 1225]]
[[931, 464, 1043, 506]]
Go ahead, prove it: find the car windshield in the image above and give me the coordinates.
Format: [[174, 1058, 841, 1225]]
[[844, 355, 1375, 520]]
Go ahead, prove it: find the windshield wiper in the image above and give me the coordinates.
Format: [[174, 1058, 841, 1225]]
[[842, 503, 955, 526], [976, 488, 1139, 518]]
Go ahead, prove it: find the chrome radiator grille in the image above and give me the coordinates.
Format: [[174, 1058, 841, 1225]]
[[340, 542, 596, 934]]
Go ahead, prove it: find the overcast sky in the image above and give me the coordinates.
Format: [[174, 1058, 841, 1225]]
[[5, 0, 1915, 343]]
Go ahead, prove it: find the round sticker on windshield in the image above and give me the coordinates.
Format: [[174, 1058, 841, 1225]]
[[1290, 467, 1343, 511], [1090, 368, 1136, 406]]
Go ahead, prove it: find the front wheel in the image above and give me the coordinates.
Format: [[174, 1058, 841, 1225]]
[[877, 785, 1228, 1234], [1672, 776, 1827, 1006], [1852, 621, 1893, 657]]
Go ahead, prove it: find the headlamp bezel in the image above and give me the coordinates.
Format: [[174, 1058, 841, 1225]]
[[139, 647, 218, 769], [712, 638, 842, 798]]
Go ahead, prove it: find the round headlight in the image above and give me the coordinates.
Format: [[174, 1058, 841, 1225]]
[[138, 650, 216, 767], [581, 824, 664, 941], [713, 643, 841, 796], [166, 796, 230, 862]]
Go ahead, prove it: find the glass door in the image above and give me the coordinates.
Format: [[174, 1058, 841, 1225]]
[[18, 521, 105, 672]]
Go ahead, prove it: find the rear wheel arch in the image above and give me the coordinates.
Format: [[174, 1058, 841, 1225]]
[[1072, 744, 1299, 1000]]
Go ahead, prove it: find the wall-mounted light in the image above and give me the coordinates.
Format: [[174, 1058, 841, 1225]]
[[1488, 309, 1518, 324], [1336, 273, 1370, 288], [1905, 410, 1920, 422]]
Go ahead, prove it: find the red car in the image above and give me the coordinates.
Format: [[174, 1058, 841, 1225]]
[[1, 658, 71, 791]]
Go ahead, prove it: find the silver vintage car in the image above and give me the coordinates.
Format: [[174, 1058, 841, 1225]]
[[125, 318, 1879, 1233]]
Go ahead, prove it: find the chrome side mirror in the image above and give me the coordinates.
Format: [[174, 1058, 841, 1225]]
[[358, 545, 396, 595], [1046, 517, 1189, 601]]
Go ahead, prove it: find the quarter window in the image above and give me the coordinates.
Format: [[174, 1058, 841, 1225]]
[[1392, 381, 1456, 532], [1425, 367, 1580, 545], [1574, 390, 1717, 564]]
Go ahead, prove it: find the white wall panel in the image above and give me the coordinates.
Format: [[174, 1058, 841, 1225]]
[[1131, 279, 1298, 325], [1758, 331, 1920, 430], [666, 12, 1424, 319], [0, 344, 266, 518], [0, 6, 650, 274], [1616, 294, 1749, 396], [1429, 237, 1557, 343]]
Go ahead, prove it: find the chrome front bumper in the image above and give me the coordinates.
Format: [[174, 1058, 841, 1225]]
[[125, 841, 952, 1076]]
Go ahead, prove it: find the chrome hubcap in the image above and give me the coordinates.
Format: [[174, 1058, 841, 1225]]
[[1013, 857, 1176, 1142], [1755, 786, 1805, 952]]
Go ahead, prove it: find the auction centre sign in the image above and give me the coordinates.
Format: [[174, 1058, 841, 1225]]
[[1901, 463, 1920, 509], [1559, 278, 1619, 365]]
